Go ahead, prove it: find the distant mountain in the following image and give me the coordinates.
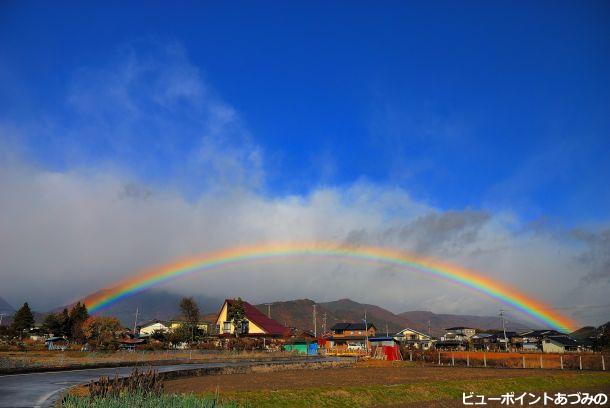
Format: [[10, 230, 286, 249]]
[[570, 326, 596, 342], [398, 310, 530, 337], [255, 298, 528, 337], [54, 290, 224, 327], [0, 296, 15, 316]]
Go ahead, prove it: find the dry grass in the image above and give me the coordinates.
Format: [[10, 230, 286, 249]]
[[0, 350, 297, 372]]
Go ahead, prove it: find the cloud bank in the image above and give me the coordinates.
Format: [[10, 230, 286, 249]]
[[0, 41, 608, 327]]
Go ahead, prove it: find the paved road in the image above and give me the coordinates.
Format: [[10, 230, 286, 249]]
[[0, 357, 341, 408]]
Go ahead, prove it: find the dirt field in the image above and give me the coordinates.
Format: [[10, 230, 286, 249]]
[[164, 360, 603, 392], [164, 360, 610, 407]]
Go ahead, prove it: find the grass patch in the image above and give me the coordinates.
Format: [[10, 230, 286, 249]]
[[207, 373, 610, 407], [62, 391, 237, 408]]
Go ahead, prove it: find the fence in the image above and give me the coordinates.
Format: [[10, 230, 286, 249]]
[[417, 350, 609, 371]]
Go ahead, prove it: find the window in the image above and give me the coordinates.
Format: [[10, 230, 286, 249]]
[[223, 322, 231, 333], [358, 331, 362, 335]]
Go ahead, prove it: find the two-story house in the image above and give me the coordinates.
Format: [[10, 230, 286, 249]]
[[326, 322, 376, 351], [393, 327, 433, 350]]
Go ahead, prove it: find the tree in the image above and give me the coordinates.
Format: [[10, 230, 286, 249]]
[[227, 298, 246, 338], [11, 302, 34, 338], [42, 313, 63, 336], [68, 302, 89, 343], [60, 308, 71, 337], [81, 316, 122, 350], [179, 297, 200, 342]]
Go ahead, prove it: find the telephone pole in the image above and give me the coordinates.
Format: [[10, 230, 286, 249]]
[[265, 303, 272, 318], [363, 309, 369, 352], [427, 320, 431, 336], [313, 304, 317, 337], [133, 308, 139, 336], [0, 313, 5, 328], [323, 312, 327, 335], [500, 309, 508, 351]]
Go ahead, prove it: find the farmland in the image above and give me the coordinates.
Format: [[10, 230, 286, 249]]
[[0, 349, 298, 373], [159, 360, 610, 407]]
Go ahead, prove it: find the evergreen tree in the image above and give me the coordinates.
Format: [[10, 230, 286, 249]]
[[11, 302, 34, 338], [179, 297, 200, 342], [42, 313, 63, 336], [69, 302, 89, 342]]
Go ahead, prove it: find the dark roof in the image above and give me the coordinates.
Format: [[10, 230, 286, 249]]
[[330, 322, 375, 331], [224, 299, 289, 336], [520, 329, 564, 337], [369, 337, 399, 342], [545, 336, 580, 347], [445, 327, 475, 331]]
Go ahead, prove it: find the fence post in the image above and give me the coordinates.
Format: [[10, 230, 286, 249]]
[[452, 352, 455, 366], [540, 355, 543, 369], [560, 355, 563, 370], [438, 352, 441, 365], [467, 352, 470, 367], [579, 355, 582, 370], [602, 356, 606, 371], [410, 351, 412, 361], [483, 352, 487, 367], [522, 355, 525, 369]]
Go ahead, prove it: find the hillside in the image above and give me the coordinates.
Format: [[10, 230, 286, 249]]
[[58, 290, 224, 327], [0, 297, 15, 316], [255, 298, 529, 337]]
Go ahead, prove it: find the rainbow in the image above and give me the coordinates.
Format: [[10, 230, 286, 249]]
[[83, 242, 577, 332]]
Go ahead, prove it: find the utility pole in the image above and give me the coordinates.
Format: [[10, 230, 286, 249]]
[[386, 322, 389, 337], [265, 303, 272, 318], [363, 309, 369, 352], [500, 309, 508, 351], [0, 313, 5, 328], [133, 308, 139, 336], [313, 304, 317, 337], [323, 312, 327, 335], [427, 320, 431, 336]]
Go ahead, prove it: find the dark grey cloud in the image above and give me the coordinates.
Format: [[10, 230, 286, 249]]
[[573, 228, 610, 283]]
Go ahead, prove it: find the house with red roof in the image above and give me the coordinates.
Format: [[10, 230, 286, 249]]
[[215, 299, 290, 337]]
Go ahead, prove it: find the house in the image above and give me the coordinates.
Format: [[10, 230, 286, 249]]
[[138, 321, 170, 337], [168, 320, 210, 334], [471, 333, 494, 350], [542, 336, 582, 353], [442, 327, 476, 341], [516, 329, 566, 351], [393, 327, 433, 350], [325, 322, 376, 351], [215, 299, 289, 337]]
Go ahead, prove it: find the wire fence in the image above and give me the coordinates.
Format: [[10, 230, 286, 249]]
[[403, 350, 610, 371]]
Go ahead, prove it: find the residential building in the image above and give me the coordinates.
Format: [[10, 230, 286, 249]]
[[215, 299, 289, 337], [325, 322, 376, 351], [393, 327, 433, 350], [138, 321, 170, 337], [441, 327, 476, 341], [516, 329, 566, 351], [542, 336, 582, 353]]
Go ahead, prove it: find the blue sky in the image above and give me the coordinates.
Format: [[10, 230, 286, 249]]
[[1, 2, 610, 320], [2, 1, 609, 225]]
